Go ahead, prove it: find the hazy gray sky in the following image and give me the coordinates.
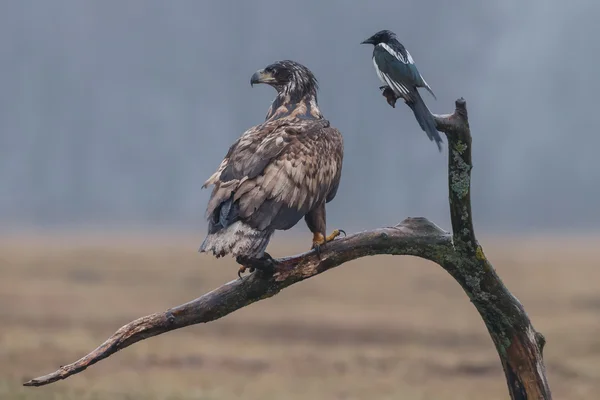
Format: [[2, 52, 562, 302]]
[[1, 1, 598, 233]]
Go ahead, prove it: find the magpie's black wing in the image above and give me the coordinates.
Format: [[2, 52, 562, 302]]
[[373, 44, 436, 100], [372, 43, 443, 151]]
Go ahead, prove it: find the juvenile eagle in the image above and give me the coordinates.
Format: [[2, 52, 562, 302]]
[[200, 60, 344, 275], [361, 29, 443, 151]]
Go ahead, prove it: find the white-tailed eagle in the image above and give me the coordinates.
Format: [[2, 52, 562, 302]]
[[200, 60, 344, 276]]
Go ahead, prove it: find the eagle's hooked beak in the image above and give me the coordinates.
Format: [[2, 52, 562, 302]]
[[250, 69, 276, 87]]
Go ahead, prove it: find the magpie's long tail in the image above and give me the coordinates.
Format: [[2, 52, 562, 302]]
[[407, 90, 443, 151]]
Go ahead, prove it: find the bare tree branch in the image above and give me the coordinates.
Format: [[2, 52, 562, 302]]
[[22, 218, 451, 386], [24, 95, 552, 400], [431, 96, 551, 400]]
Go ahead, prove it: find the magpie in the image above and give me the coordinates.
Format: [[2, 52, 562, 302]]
[[361, 29, 442, 151]]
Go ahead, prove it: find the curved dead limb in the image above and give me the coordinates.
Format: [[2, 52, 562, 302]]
[[22, 217, 451, 387], [24, 97, 552, 400]]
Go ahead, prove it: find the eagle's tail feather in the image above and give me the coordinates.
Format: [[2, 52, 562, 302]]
[[408, 91, 443, 152], [199, 221, 273, 259]]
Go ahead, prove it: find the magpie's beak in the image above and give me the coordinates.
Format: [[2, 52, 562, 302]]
[[250, 69, 276, 87], [361, 37, 374, 45]]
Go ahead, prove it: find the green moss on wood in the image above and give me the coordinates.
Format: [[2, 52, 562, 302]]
[[454, 141, 468, 155], [449, 148, 471, 199], [476, 245, 486, 261]]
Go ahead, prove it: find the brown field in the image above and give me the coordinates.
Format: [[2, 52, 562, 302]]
[[1, 232, 599, 399]]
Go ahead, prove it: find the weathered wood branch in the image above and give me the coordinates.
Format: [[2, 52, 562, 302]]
[[432, 97, 551, 400], [22, 218, 450, 386], [24, 95, 552, 400]]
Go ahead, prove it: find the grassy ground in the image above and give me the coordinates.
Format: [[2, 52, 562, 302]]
[[1, 232, 599, 399]]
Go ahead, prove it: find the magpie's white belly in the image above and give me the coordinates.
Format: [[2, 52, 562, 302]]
[[372, 57, 387, 85]]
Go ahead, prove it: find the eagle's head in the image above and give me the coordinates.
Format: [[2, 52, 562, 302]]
[[251, 60, 318, 101], [251, 60, 322, 121], [361, 29, 396, 46]]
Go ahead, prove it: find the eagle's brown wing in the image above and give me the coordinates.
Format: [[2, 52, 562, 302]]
[[203, 118, 343, 232]]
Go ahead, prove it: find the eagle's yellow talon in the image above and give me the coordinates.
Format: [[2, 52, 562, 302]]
[[325, 229, 342, 242], [312, 229, 343, 251], [312, 232, 325, 248]]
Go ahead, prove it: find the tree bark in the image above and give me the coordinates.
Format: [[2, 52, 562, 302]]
[[23, 96, 552, 399]]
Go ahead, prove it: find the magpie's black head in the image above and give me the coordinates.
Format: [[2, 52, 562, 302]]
[[250, 60, 318, 99], [361, 29, 396, 45]]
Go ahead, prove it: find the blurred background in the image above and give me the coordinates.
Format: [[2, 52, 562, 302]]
[[1, 1, 599, 399]]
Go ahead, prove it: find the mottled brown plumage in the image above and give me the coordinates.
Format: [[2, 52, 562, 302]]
[[199, 60, 344, 269]]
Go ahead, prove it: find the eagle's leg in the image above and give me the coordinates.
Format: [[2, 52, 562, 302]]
[[236, 253, 276, 278], [312, 230, 345, 245], [305, 203, 345, 257]]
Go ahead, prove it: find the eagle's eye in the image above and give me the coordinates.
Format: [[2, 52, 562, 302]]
[[274, 68, 291, 82]]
